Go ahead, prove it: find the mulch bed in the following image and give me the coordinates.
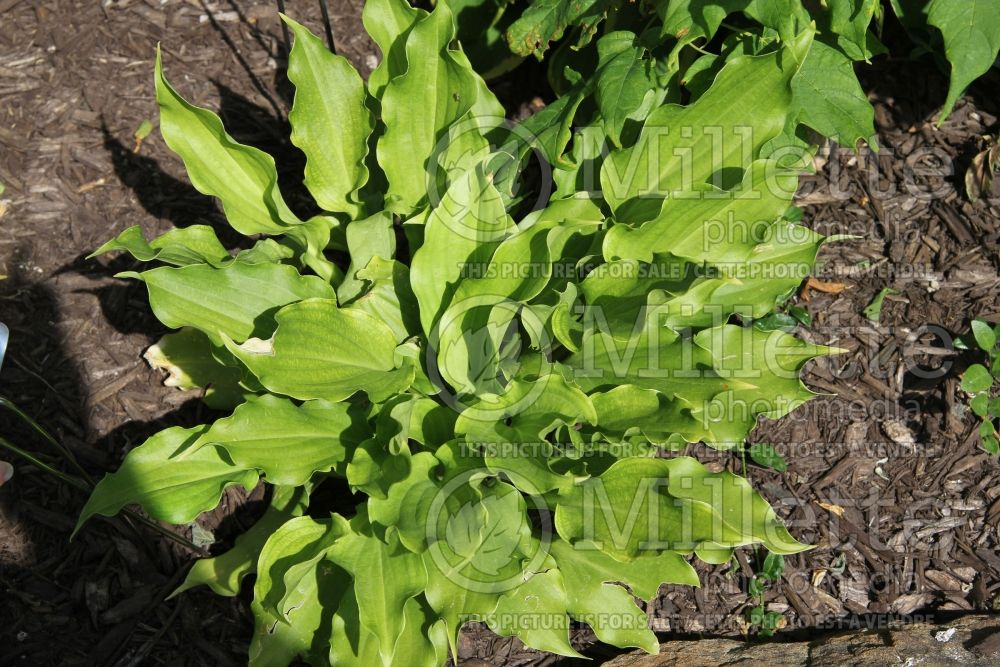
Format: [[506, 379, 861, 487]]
[[1, 1, 998, 665]]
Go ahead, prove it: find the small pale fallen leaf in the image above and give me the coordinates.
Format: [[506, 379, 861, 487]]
[[76, 177, 108, 194], [816, 501, 844, 517], [190, 522, 215, 549], [882, 419, 916, 450], [800, 277, 847, 301], [874, 456, 890, 480], [966, 143, 999, 200], [935, 627, 957, 643]]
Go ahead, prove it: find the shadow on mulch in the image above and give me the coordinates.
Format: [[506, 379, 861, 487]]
[[0, 261, 266, 664]]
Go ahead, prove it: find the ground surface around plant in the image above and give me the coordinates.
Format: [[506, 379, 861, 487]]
[[1, 1, 998, 665]]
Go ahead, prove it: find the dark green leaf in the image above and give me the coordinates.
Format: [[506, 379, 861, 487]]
[[749, 443, 788, 472]]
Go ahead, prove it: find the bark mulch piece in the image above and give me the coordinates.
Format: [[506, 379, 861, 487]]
[[1, 1, 998, 665]]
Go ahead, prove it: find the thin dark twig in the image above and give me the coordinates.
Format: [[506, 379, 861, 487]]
[[200, 0, 284, 119], [318, 0, 337, 53], [276, 0, 291, 52]]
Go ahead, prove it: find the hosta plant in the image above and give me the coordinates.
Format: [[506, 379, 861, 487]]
[[455, 0, 1000, 155], [77, 1, 838, 664]]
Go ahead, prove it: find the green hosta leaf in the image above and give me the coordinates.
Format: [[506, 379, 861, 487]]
[[667, 457, 804, 553], [90, 224, 230, 267], [281, 216, 344, 285], [594, 31, 652, 147], [326, 517, 428, 666], [367, 451, 442, 549], [744, 0, 810, 44], [676, 221, 824, 323], [515, 82, 591, 167], [603, 160, 798, 264], [122, 261, 335, 345], [656, 0, 802, 71], [449, 0, 523, 78], [487, 567, 581, 657], [338, 211, 396, 304], [554, 457, 727, 556], [456, 375, 596, 494], [410, 164, 514, 337], [76, 426, 258, 531], [335, 595, 447, 667], [326, 589, 383, 667], [487, 537, 700, 655], [256, 515, 349, 618], [588, 385, 723, 447], [601, 29, 813, 211], [457, 373, 597, 444], [285, 16, 372, 217], [351, 257, 421, 343], [971, 319, 997, 353], [378, 2, 498, 213], [173, 485, 309, 597], [696, 325, 835, 418], [433, 218, 598, 393], [422, 480, 534, 654], [434, 298, 519, 395], [552, 125, 607, 197], [506, 0, 609, 58], [548, 540, 696, 651], [144, 328, 248, 410], [963, 364, 993, 394], [251, 515, 351, 666], [401, 598, 451, 667], [657, 0, 735, 66], [375, 396, 457, 452], [570, 323, 834, 447], [815, 0, 882, 60], [194, 394, 370, 486], [363, 0, 423, 99], [236, 238, 296, 265], [554, 456, 808, 558], [226, 299, 413, 403], [155, 49, 299, 235], [928, 0, 1000, 120], [792, 39, 876, 149]]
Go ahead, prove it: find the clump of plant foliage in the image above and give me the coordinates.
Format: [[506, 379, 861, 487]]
[[962, 319, 1000, 454], [77, 1, 841, 664], [455, 0, 999, 151]]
